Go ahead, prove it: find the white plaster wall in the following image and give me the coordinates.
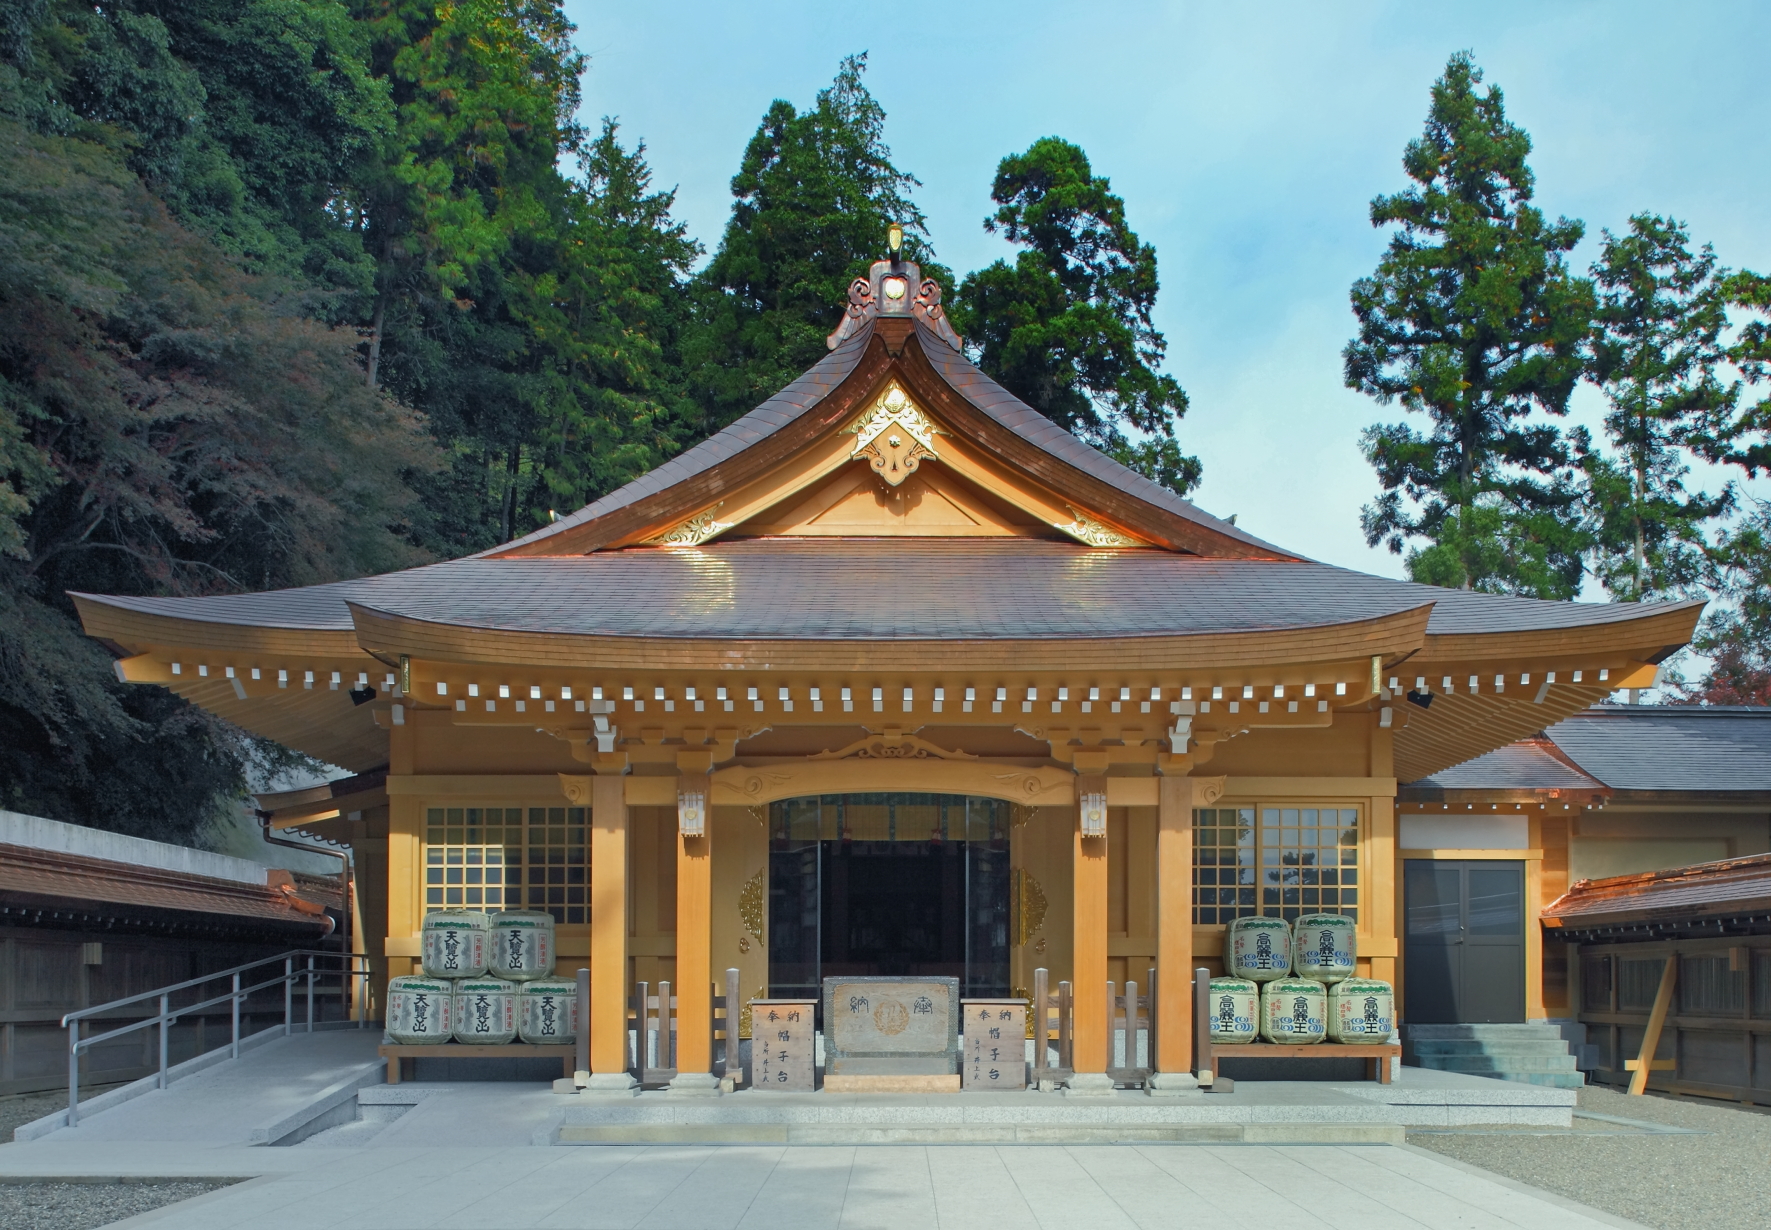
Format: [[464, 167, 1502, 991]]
[[1399, 814, 1530, 850]]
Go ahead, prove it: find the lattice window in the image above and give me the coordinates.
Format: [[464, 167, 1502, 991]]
[[1193, 805, 1359, 925], [424, 806, 588, 924]]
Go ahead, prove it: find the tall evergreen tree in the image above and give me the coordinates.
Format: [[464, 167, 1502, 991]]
[[685, 53, 936, 433], [1583, 214, 1734, 601], [1347, 52, 1594, 597], [950, 137, 1198, 494]]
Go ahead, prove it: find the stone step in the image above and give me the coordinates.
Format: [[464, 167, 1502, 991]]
[[1405, 1024, 1566, 1040], [1477, 1070, 1588, 1090], [1413, 1053, 1579, 1074], [1410, 1039, 1573, 1057]]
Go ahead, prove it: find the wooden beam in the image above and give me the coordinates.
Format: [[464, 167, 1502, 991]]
[[1627, 955, 1678, 1095]]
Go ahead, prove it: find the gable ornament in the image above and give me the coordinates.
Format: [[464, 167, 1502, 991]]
[[1056, 507, 1142, 549], [644, 503, 731, 547], [847, 385, 941, 487]]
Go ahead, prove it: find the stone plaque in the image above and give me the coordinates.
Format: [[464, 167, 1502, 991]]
[[962, 999, 1027, 1090], [749, 1000, 814, 1092], [822, 976, 959, 1076]]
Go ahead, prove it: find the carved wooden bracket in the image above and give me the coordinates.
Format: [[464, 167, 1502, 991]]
[[808, 727, 975, 761]]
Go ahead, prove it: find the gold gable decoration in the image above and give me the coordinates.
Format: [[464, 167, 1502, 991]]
[[644, 503, 731, 548], [847, 385, 941, 486], [1057, 508, 1143, 549]]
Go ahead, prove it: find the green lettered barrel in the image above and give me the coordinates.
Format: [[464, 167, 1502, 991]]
[[1225, 916, 1292, 982], [1292, 914, 1357, 984], [489, 910, 556, 982], [1328, 978, 1395, 1042], [1259, 978, 1327, 1043], [421, 910, 490, 978], [452, 977, 518, 1044], [518, 977, 579, 1044], [1207, 978, 1260, 1044], [386, 975, 454, 1043]]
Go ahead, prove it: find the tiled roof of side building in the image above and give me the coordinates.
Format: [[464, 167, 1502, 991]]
[[1405, 739, 1607, 793], [74, 540, 1704, 641], [1544, 705, 1771, 793], [1543, 852, 1771, 930]]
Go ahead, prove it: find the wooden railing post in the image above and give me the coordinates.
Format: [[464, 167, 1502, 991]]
[[1194, 967, 1212, 1084]]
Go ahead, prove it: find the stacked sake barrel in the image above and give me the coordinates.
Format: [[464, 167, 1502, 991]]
[[1213, 915, 1392, 1047], [386, 909, 574, 1045]]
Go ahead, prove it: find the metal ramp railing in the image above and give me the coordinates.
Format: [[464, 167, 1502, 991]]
[[60, 948, 373, 1126]]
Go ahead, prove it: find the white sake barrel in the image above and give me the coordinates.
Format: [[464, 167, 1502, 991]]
[[1207, 978, 1260, 1045], [518, 977, 579, 1044], [489, 910, 556, 982], [1225, 916, 1293, 982], [452, 977, 518, 1044], [1328, 978, 1395, 1042], [1292, 914, 1357, 984], [421, 910, 490, 978], [386, 975, 454, 1043], [1260, 978, 1327, 1043]]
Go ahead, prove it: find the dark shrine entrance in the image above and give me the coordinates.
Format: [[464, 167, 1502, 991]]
[[767, 794, 1011, 1002]]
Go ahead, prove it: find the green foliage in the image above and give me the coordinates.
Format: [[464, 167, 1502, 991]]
[[1671, 498, 1771, 705], [687, 53, 939, 435], [0, 113, 434, 842], [1583, 214, 1735, 601], [951, 136, 1197, 495], [1347, 52, 1594, 597]]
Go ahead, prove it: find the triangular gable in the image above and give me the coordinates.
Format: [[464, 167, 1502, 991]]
[[490, 258, 1297, 560]]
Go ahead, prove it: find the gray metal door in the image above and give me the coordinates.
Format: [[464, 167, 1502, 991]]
[[1403, 860, 1525, 1023]]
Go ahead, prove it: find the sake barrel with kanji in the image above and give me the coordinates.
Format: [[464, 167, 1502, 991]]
[[1328, 978, 1395, 1042], [1292, 914, 1357, 984], [517, 977, 579, 1044], [386, 975, 454, 1044], [1259, 978, 1327, 1043], [1225, 916, 1292, 982], [420, 910, 489, 978], [451, 977, 518, 1044], [1207, 978, 1260, 1044], [489, 910, 556, 982]]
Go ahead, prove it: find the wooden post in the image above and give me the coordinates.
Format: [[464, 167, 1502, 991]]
[[574, 967, 589, 1085], [673, 764, 713, 1082], [589, 768, 632, 1087], [1071, 776, 1110, 1083], [1032, 967, 1050, 1078], [1154, 768, 1194, 1076], [723, 966, 741, 1084], [1194, 966, 1212, 1083], [1626, 954, 1678, 1095]]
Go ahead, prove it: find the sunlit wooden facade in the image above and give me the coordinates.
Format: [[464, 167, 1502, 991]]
[[73, 251, 1703, 1090]]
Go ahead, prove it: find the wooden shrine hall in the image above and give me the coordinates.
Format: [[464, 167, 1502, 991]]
[[73, 241, 1704, 1095]]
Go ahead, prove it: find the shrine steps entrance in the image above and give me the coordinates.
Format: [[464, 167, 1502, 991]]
[[766, 794, 1011, 1005]]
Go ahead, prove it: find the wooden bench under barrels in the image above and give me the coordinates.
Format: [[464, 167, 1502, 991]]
[[1193, 966, 1399, 1084]]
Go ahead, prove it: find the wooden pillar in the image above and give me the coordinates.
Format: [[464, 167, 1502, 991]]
[[1154, 767, 1191, 1076], [1070, 767, 1110, 1088], [670, 756, 716, 1092], [588, 761, 635, 1091]]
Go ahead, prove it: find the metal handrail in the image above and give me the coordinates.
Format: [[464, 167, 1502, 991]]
[[60, 948, 373, 1128]]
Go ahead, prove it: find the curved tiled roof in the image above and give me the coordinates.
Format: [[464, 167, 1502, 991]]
[[1544, 705, 1771, 793], [494, 328, 877, 554], [74, 541, 1702, 642]]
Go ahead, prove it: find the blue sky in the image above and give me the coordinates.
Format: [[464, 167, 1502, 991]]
[[563, 0, 1770, 584]]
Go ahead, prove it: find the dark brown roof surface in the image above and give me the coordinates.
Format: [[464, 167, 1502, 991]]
[[0, 843, 334, 930], [1542, 852, 1771, 931], [72, 540, 1703, 642], [1403, 738, 1607, 796]]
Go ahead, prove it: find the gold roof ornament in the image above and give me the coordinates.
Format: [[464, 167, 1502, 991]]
[[847, 385, 941, 486], [1057, 508, 1143, 549], [644, 503, 731, 547]]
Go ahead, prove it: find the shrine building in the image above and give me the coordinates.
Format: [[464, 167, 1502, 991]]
[[72, 246, 1704, 1092]]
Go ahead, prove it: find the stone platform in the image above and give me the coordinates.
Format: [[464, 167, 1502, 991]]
[[551, 1066, 1573, 1147]]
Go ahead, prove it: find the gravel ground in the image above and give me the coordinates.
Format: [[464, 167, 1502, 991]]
[[0, 1181, 232, 1230], [0, 1095, 66, 1145], [1411, 1084, 1771, 1230]]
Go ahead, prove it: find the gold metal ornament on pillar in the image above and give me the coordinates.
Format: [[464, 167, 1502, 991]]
[[1078, 791, 1108, 838], [677, 787, 706, 838], [1010, 868, 1048, 948]]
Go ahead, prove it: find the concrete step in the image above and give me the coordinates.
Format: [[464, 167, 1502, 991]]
[[1476, 1070, 1588, 1089], [1410, 1039, 1574, 1057], [1413, 1053, 1578, 1074], [1405, 1024, 1568, 1041]]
